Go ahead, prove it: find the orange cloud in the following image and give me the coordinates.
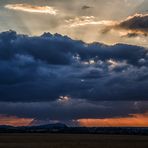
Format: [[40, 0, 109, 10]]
[[0, 115, 33, 126], [78, 113, 148, 127], [5, 4, 58, 15]]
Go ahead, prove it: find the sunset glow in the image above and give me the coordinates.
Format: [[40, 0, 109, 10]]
[[78, 113, 148, 127], [0, 115, 33, 126]]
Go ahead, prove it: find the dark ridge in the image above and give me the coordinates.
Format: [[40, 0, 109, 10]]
[[0, 124, 148, 135]]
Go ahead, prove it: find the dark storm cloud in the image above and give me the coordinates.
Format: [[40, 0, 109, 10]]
[[0, 101, 147, 121], [0, 30, 148, 102], [104, 13, 148, 37]]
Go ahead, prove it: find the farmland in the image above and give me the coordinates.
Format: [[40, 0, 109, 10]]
[[0, 134, 147, 148]]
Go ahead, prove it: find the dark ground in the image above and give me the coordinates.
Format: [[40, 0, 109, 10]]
[[0, 133, 148, 148]]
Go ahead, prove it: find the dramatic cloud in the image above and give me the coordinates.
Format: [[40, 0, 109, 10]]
[[0, 1, 148, 127], [0, 99, 147, 126], [5, 4, 58, 15], [103, 13, 148, 37], [0, 30, 148, 102]]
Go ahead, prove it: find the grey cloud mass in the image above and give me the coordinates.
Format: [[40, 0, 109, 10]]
[[0, 101, 147, 122], [0, 30, 148, 102], [104, 13, 148, 37]]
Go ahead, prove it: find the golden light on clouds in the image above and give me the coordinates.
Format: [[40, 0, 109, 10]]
[[0, 115, 33, 126], [81, 59, 96, 65], [78, 113, 148, 127], [66, 16, 116, 28], [108, 59, 118, 67], [126, 13, 148, 21], [103, 13, 148, 37], [107, 59, 127, 70], [58, 96, 71, 103], [5, 4, 58, 15]]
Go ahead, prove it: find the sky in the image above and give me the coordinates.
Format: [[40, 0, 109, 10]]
[[0, 0, 148, 127]]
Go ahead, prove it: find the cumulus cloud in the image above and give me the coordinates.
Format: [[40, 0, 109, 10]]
[[103, 13, 148, 37], [0, 30, 148, 102], [5, 4, 58, 15]]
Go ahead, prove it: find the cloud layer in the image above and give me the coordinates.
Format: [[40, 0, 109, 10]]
[[0, 30, 148, 126], [0, 100, 147, 126], [0, 30, 148, 102]]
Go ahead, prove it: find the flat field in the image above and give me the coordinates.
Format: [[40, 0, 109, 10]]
[[0, 134, 148, 148]]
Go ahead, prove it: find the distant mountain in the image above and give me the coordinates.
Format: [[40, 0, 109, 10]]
[[0, 124, 148, 135], [0, 123, 67, 133], [28, 123, 67, 129], [0, 125, 14, 128]]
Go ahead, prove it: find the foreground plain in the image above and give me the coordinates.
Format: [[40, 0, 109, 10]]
[[0, 134, 148, 148]]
